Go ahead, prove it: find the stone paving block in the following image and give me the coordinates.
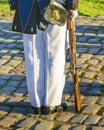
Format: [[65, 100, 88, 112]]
[[17, 117, 37, 128], [88, 87, 102, 96], [77, 58, 87, 64], [91, 80, 104, 87], [87, 38, 100, 43], [79, 79, 92, 87], [85, 29, 96, 33], [8, 107, 26, 118], [70, 115, 88, 123], [0, 66, 13, 74], [35, 121, 54, 130], [56, 112, 74, 123], [63, 84, 74, 94], [40, 112, 57, 121], [9, 62, 25, 75], [100, 60, 104, 65], [84, 115, 101, 125], [15, 128, 28, 130], [0, 128, 7, 130], [2, 55, 11, 60], [6, 60, 22, 67], [92, 126, 104, 130], [88, 48, 100, 54], [0, 79, 7, 86], [65, 78, 74, 85], [21, 81, 27, 88], [10, 35, 21, 40], [77, 63, 88, 70], [7, 43, 17, 49], [0, 53, 4, 57], [86, 59, 99, 65], [0, 43, 6, 49], [96, 34, 104, 39], [0, 87, 16, 94], [0, 95, 7, 102], [16, 44, 24, 50], [0, 74, 12, 80], [97, 72, 104, 82], [0, 106, 11, 116], [97, 98, 104, 105], [98, 118, 104, 126], [20, 97, 31, 107], [0, 116, 18, 128], [80, 54, 93, 60], [77, 37, 88, 42], [4, 52, 15, 57], [11, 75, 24, 81], [0, 49, 9, 54], [7, 96, 24, 105], [64, 79, 74, 93], [84, 32, 96, 36], [14, 88, 27, 96], [69, 125, 86, 130], [87, 64, 103, 72], [77, 47, 88, 53], [83, 96, 98, 105], [0, 38, 4, 42], [14, 55, 24, 60], [80, 87, 89, 95], [92, 55, 104, 60], [82, 71, 96, 79], [58, 125, 71, 130], [9, 49, 20, 54], [99, 50, 104, 54], [0, 59, 8, 65], [6, 80, 20, 88], [82, 104, 101, 115], [3, 39, 15, 44], [14, 53, 25, 60]]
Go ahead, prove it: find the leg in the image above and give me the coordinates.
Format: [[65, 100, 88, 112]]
[[43, 23, 67, 107], [23, 30, 45, 108]]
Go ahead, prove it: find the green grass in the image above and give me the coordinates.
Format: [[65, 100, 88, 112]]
[[0, 0, 104, 18], [78, 0, 104, 17], [0, 0, 14, 18]]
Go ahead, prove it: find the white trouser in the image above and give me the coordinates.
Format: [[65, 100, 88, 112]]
[[23, 24, 67, 107]]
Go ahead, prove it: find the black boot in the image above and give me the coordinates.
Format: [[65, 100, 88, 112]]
[[41, 106, 56, 115], [55, 102, 67, 112], [32, 107, 41, 115]]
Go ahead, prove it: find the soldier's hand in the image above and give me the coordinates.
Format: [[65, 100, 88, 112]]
[[70, 10, 78, 21]]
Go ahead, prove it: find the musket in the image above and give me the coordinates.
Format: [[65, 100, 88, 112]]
[[67, 11, 82, 112]]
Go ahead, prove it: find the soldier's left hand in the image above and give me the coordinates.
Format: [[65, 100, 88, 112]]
[[70, 10, 78, 21]]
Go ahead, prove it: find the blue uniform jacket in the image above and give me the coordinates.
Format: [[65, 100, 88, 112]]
[[9, 0, 79, 34], [11, 0, 47, 34]]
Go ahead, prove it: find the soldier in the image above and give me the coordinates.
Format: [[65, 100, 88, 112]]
[[9, 0, 79, 115]]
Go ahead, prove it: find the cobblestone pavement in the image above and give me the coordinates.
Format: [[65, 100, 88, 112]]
[[0, 16, 104, 130]]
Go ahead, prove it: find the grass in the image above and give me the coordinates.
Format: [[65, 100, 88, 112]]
[[0, 0, 104, 18], [78, 0, 104, 17], [0, 0, 14, 18]]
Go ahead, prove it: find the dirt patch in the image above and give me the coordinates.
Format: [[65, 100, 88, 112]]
[[0, 11, 14, 21]]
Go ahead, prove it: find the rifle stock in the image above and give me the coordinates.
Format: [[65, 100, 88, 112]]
[[67, 11, 82, 112]]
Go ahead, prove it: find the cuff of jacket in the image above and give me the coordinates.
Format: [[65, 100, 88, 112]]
[[64, 0, 79, 10], [8, 0, 17, 10]]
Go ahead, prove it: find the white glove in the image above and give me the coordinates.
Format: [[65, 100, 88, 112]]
[[70, 10, 78, 21]]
